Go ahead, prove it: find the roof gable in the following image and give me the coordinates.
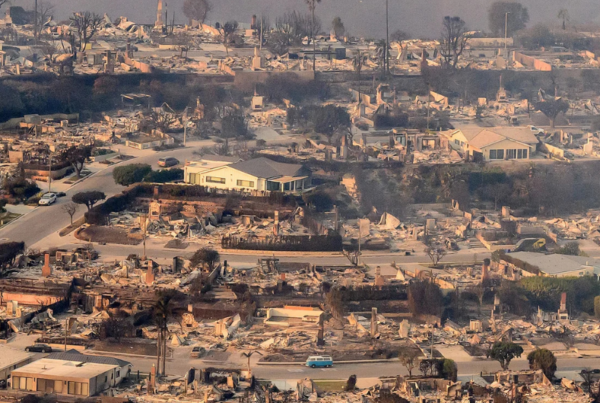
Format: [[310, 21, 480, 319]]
[[46, 350, 131, 367], [228, 157, 307, 179]]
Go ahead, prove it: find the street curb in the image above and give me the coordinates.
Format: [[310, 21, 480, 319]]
[[0, 207, 38, 231], [87, 350, 173, 359], [257, 358, 399, 366]]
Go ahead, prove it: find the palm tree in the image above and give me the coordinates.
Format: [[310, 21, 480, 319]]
[[153, 293, 174, 376], [352, 50, 365, 103], [558, 9, 569, 30], [241, 351, 263, 372], [375, 39, 388, 75], [305, 0, 322, 71]]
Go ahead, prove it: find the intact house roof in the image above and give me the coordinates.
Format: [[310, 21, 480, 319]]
[[13, 358, 120, 381], [46, 350, 131, 368], [507, 252, 599, 275], [228, 157, 310, 180], [0, 349, 32, 371], [456, 127, 539, 150], [198, 155, 243, 163]]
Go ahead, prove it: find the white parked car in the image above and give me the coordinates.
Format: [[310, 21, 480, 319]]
[[530, 126, 545, 135], [38, 193, 57, 206]]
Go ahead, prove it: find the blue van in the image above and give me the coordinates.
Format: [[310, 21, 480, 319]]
[[306, 355, 333, 368]]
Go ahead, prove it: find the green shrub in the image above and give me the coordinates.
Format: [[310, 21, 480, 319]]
[[113, 164, 152, 186], [144, 168, 184, 183]]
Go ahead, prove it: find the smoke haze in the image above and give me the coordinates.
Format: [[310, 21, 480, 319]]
[[50, 0, 599, 38]]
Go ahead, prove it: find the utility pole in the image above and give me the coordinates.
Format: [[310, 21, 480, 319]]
[[183, 106, 189, 147], [259, 18, 263, 52], [48, 154, 52, 193], [504, 12, 510, 68], [34, 0, 38, 42], [385, 0, 390, 76], [311, 0, 316, 72], [357, 228, 362, 267], [140, 213, 148, 260]]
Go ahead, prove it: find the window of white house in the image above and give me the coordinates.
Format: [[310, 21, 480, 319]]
[[236, 180, 255, 187], [188, 173, 200, 184], [455, 139, 460, 145], [206, 176, 226, 184], [489, 149, 505, 160], [506, 149, 516, 159], [517, 149, 528, 159]]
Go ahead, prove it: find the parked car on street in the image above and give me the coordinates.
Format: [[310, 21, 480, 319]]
[[25, 344, 52, 353], [158, 157, 179, 167], [38, 193, 57, 206], [306, 355, 333, 368], [189, 346, 205, 358]]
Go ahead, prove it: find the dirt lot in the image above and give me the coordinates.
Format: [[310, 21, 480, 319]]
[[93, 339, 164, 356], [77, 225, 142, 245], [261, 342, 420, 363]]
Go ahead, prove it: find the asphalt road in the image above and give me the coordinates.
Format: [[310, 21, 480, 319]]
[[0, 142, 211, 247], [118, 353, 600, 380]]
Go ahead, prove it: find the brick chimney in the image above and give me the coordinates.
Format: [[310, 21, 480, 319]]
[[146, 260, 155, 285], [560, 292, 567, 311], [42, 254, 51, 277], [481, 260, 490, 281]]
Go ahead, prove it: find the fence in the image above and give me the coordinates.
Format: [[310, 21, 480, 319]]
[[221, 234, 342, 252]]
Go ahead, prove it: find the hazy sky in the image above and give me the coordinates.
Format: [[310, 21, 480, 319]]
[[47, 0, 599, 38]]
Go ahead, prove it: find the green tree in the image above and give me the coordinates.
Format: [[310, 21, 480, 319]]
[[408, 280, 443, 317], [189, 248, 220, 271], [442, 359, 457, 382], [535, 99, 569, 128], [0, 242, 25, 266], [72, 191, 106, 211], [527, 349, 557, 380], [302, 191, 333, 212], [594, 296, 600, 319], [61, 145, 92, 178], [144, 168, 184, 183], [344, 374, 356, 391], [113, 164, 153, 186], [221, 111, 249, 139], [488, 2, 529, 37], [489, 341, 523, 370]]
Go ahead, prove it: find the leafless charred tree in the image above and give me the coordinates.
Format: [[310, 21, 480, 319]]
[[425, 243, 447, 267], [61, 202, 78, 225], [275, 11, 310, 46], [305, 0, 321, 70], [37, 1, 55, 32], [70, 11, 103, 52], [399, 349, 420, 377], [221, 20, 238, 56], [440, 16, 469, 69]]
